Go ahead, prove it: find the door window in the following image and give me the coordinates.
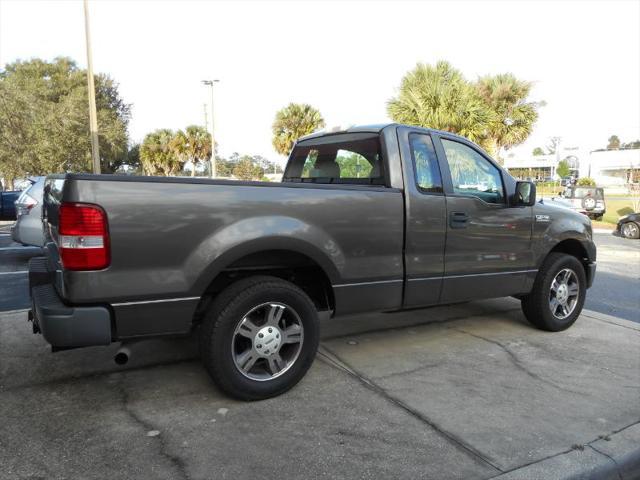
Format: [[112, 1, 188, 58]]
[[441, 139, 505, 204], [409, 134, 443, 193]]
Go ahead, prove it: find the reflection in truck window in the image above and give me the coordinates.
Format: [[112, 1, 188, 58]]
[[441, 139, 505, 204], [409, 134, 442, 193]]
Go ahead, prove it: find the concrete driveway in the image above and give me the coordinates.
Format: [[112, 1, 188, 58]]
[[1, 299, 638, 479]]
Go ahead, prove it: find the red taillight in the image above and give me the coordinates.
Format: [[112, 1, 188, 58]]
[[58, 203, 110, 271]]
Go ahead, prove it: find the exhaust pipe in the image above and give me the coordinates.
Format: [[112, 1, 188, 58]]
[[114, 346, 131, 365]]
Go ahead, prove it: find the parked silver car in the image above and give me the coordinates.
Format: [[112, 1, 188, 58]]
[[11, 176, 45, 246]]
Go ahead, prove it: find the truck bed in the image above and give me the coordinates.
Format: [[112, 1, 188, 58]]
[[44, 174, 405, 337]]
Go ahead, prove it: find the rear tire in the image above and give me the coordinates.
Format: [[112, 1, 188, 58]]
[[521, 253, 586, 331], [199, 276, 319, 400]]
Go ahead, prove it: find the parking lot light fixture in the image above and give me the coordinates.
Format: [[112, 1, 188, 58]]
[[202, 79, 220, 178]]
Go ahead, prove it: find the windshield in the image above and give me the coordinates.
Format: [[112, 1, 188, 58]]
[[565, 187, 604, 199]]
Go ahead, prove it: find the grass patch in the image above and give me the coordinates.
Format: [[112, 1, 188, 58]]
[[603, 198, 636, 224]]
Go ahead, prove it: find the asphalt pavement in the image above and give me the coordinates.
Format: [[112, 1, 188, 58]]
[[586, 230, 640, 322]]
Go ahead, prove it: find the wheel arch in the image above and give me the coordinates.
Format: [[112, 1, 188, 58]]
[[191, 242, 337, 326], [543, 238, 594, 285]]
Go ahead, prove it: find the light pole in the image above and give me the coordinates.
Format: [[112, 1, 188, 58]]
[[202, 79, 219, 178], [83, 0, 100, 174]]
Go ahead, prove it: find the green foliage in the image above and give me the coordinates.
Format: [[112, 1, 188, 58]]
[[387, 61, 492, 147], [0, 57, 130, 186], [140, 129, 179, 176], [138, 126, 211, 176], [622, 140, 640, 149], [272, 103, 325, 156], [335, 152, 372, 178], [577, 177, 596, 186], [387, 61, 541, 161], [556, 159, 571, 178], [171, 125, 211, 176], [474, 73, 540, 159], [607, 135, 620, 150], [532, 147, 545, 156], [232, 156, 263, 180], [214, 153, 280, 179]]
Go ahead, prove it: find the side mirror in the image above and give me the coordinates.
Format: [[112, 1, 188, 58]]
[[512, 181, 536, 207]]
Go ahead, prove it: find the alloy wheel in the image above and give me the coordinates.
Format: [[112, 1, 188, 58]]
[[549, 268, 579, 320], [231, 302, 304, 381]]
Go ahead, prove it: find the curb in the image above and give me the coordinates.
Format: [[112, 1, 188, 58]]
[[490, 423, 640, 480], [581, 308, 640, 331]]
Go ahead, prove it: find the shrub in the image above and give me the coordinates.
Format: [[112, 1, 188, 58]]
[[577, 177, 596, 186]]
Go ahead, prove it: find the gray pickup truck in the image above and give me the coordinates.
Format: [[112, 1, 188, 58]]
[[30, 124, 596, 400]]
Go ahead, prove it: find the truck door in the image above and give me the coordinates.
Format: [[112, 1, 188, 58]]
[[434, 135, 534, 303], [398, 128, 447, 308]]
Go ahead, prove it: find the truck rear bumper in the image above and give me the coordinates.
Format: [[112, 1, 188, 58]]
[[29, 257, 112, 348]]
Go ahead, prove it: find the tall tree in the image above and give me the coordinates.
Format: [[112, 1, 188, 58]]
[[233, 156, 263, 180], [388, 61, 542, 161], [0, 57, 130, 187], [272, 103, 325, 156], [140, 129, 181, 176], [556, 159, 571, 178], [607, 135, 621, 150], [474, 73, 541, 160], [387, 61, 493, 147], [171, 125, 211, 176]]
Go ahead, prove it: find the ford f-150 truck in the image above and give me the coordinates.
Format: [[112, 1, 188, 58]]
[[29, 124, 596, 400]]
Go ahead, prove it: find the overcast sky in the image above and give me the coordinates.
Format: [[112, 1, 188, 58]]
[[1, 0, 639, 164]]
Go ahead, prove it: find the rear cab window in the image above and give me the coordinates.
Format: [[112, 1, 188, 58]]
[[284, 134, 385, 186]]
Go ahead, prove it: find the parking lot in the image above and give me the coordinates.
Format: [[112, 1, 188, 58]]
[[1, 225, 639, 479]]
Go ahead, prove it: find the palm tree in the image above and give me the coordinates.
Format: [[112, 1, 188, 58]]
[[387, 61, 494, 146], [474, 73, 541, 160], [185, 125, 212, 176], [272, 103, 325, 156], [140, 129, 180, 176]]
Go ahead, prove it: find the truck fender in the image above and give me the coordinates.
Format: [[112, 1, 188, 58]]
[[185, 216, 345, 295]]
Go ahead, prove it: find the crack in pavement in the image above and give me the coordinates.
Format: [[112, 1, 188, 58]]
[[317, 345, 504, 474], [369, 362, 444, 381], [449, 327, 586, 395], [488, 420, 640, 479], [116, 374, 192, 480], [588, 445, 624, 480]]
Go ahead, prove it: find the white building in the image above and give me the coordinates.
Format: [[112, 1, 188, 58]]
[[581, 149, 640, 185], [504, 147, 639, 186]]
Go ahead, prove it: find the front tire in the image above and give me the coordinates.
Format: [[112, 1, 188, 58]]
[[199, 276, 319, 400], [621, 221, 640, 239], [521, 253, 586, 331]]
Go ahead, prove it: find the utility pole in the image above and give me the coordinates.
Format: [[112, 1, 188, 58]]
[[203, 103, 209, 131], [83, 0, 100, 174], [202, 79, 219, 178]]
